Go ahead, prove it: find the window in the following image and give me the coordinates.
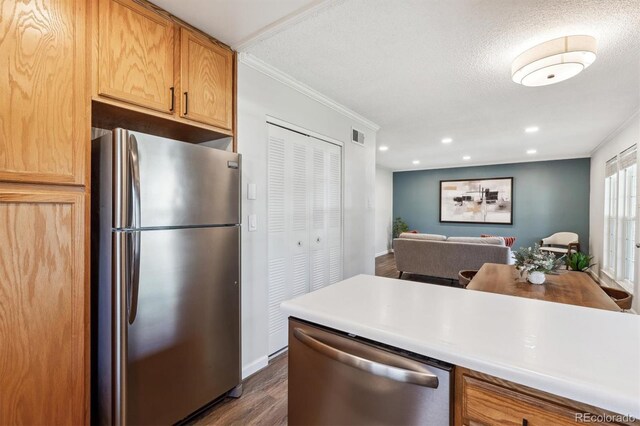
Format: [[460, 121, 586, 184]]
[[603, 145, 637, 293]]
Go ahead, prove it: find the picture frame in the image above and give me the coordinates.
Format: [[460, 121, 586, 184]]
[[439, 177, 514, 225]]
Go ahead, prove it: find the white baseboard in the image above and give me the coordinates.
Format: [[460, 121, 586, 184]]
[[242, 356, 268, 379], [375, 249, 392, 257]]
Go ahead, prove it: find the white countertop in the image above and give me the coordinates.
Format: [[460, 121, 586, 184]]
[[281, 274, 640, 418]]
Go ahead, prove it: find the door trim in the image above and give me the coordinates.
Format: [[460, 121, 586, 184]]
[[266, 116, 344, 148]]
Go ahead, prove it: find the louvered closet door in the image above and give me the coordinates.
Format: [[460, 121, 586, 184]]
[[267, 125, 311, 354], [310, 144, 328, 292], [326, 143, 343, 286], [308, 138, 344, 290], [267, 124, 342, 355]]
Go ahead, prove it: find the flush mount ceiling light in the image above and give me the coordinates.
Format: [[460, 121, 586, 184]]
[[412, 160, 420, 165], [512, 35, 597, 87], [525, 126, 539, 133], [441, 138, 453, 144], [462, 156, 471, 161], [527, 149, 537, 155], [379, 146, 389, 151]]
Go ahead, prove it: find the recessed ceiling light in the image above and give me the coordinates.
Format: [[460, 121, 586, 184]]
[[525, 126, 539, 133], [379, 146, 389, 151], [527, 149, 537, 155], [412, 160, 420, 165], [441, 138, 453, 144], [512, 35, 597, 87], [462, 156, 471, 161]]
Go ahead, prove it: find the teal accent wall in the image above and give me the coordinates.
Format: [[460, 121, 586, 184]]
[[393, 158, 590, 250]]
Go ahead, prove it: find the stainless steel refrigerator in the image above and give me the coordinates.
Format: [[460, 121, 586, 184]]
[[92, 129, 241, 425]]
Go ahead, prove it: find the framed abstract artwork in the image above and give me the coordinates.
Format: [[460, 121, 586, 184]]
[[439, 177, 513, 224]]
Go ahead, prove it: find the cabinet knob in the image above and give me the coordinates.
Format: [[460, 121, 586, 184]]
[[169, 87, 175, 111], [316, 237, 321, 243], [298, 241, 302, 247]]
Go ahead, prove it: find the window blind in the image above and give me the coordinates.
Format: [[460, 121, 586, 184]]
[[605, 156, 618, 177], [618, 144, 637, 170]]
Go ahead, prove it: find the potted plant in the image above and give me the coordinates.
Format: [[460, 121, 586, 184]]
[[513, 244, 564, 284], [393, 217, 409, 239], [565, 252, 595, 272]]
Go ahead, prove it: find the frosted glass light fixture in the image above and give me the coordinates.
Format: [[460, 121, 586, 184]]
[[512, 35, 597, 87]]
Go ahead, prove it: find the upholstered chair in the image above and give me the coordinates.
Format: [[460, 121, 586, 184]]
[[539, 232, 580, 255]]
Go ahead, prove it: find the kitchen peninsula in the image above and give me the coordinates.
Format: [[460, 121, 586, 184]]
[[281, 275, 640, 425]]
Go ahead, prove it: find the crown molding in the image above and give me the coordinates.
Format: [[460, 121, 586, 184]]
[[233, 0, 339, 51], [390, 154, 591, 173], [590, 109, 640, 155], [239, 52, 381, 131]]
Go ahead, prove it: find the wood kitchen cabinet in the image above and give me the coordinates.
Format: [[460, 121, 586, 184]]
[[0, 0, 90, 423], [0, 0, 88, 185], [97, 0, 175, 113], [455, 368, 636, 426], [180, 28, 233, 130], [0, 187, 87, 425], [92, 0, 236, 144]]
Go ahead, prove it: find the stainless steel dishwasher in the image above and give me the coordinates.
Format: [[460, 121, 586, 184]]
[[288, 318, 452, 425]]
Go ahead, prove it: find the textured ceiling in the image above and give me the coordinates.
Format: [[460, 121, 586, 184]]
[[245, 0, 640, 170], [151, 0, 322, 48]]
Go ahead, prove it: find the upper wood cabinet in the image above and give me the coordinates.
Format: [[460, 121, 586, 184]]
[[0, 0, 88, 185], [0, 187, 87, 425], [92, 0, 236, 142], [98, 0, 175, 113], [179, 28, 233, 130]]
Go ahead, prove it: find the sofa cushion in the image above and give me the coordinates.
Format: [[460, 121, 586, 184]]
[[398, 232, 447, 241], [481, 234, 516, 247], [447, 236, 505, 246]]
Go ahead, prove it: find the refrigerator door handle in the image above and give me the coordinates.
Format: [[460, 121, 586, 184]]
[[293, 328, 439, 388], [128, 134, 141, 229], [128, 230, 141, 325]]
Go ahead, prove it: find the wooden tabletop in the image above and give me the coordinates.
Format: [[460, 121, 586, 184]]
[[467, 264, 621, 311]]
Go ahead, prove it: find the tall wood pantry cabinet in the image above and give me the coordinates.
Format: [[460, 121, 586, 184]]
[[0, 0, 90, 424], [1, 0, 237, 422]]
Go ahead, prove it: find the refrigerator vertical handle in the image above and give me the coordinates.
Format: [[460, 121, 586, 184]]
[[128, 231, 141, 325], [114, 232, 128, 425], [128, 134, 141, 229]]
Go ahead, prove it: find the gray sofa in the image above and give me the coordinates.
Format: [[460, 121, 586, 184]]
[[393, 233, 511, 280]]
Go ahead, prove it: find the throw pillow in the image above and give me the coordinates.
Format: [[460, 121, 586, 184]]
[[481, 234, 516, 247]]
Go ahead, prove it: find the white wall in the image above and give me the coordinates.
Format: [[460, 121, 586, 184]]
[[375, 166, 393, 256], [589, 110, 640, 311], [237, 60, 377, 377]]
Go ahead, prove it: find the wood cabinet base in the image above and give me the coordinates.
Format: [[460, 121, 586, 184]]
[[92, 100, 231, 143], [454, 368, 638, 425], [0, 187, 87, 425]]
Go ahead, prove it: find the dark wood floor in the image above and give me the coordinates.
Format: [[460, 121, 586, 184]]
[[191, 253, 443, 425], [191, 352, 288, 425]]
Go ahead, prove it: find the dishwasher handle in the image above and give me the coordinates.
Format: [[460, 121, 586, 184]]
[[293, 327, 439, 388]]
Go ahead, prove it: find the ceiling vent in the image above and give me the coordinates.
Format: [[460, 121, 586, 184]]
[[351, 128, 365, 146]]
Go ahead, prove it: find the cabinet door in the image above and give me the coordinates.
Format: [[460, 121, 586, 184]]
[[0, 188, 86, 425], [98, 0, 175, 113], [180, 28, 233, 129], [462, 375, 588, 426], [0, 0, 87, 185]]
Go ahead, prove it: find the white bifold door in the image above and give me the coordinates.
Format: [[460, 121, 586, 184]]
[[267, 123, 343, 355]]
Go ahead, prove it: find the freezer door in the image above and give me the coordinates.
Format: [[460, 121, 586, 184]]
[[123, 226, 240, 425], [113, 129, 240, 229]]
